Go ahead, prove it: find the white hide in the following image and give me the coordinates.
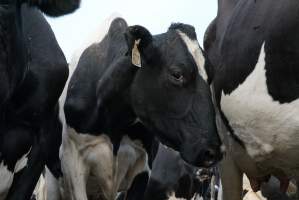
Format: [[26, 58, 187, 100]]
[[14, 147, 31, 173], [60, 132, 113, 200], [60, 130, 147, 200], [33, 167, 66, 200], [0, 162, 13, 199], [177, 31, 208, 82], [32, 174, 47, 200], [242, 175, 266, 200], [0, 147, 31, 199], [220, 43, 299, 175]]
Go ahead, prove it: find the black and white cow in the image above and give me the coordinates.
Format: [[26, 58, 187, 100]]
[[45, 16, 156, 200], [0, 1, 79, 200], [142, 144, 215, 200], [55, 16, 223, 200], [64, 16, 223, 167], [204, 0, 299, 199]]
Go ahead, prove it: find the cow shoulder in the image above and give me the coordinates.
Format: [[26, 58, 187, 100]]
[[215, 0, 299, 104]]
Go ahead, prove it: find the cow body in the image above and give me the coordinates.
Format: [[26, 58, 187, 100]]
[[204, 0, 299, 199], [0, 1, 79, 199]]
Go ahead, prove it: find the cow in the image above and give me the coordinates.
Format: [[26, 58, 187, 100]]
[[141, 144, 216, 200], [204, 0, 299, 199], [0, 1, 79, 200], [64, 16, 223, 168], [54, 15, 223, 200], [39, 16, 155, 200]]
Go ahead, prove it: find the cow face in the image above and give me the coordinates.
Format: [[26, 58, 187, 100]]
[[65, 18, 222, 167], [125, 24, 222, 167]]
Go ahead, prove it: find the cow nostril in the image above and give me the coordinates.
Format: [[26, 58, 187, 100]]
[[203, 149, 216, 162], [194, 148, 222, 167]]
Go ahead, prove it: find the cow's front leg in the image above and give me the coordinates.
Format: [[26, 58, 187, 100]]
[[90, 140, 114, 200], [220, 153, 243, 200], [60, 137, 88, 200], [5, 135, 45, 200]]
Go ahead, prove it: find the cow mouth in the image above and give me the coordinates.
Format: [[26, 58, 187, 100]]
[[196, 168, 214, 182], [179, 138, 223, 168], [203, 159, 218, 168]]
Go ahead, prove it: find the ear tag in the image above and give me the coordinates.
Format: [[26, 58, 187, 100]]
[[132, 39, 141, 68]]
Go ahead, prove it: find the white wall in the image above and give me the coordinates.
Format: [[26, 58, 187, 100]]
[[46, 0, 217, 61]]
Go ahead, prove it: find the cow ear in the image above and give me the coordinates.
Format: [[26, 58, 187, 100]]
[[27, 0, 80, 16], [203, 51, 214, 85], [203, 19, 216, 84], [125, 25, 153, 67]]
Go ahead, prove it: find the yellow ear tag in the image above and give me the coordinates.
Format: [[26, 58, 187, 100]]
[[132, 39, 141, 68]]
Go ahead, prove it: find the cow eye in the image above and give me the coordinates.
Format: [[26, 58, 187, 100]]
[[172, 71, 184, 81]]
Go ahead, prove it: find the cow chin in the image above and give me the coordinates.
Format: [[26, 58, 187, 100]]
[[179, 140, 223, 168], [178, 128, 223, 167]]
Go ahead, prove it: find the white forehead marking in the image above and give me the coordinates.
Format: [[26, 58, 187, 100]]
[[177, 31, 208, 82]]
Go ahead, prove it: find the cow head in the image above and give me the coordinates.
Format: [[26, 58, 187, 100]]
[[123, 24, 222, 167], [143, 144, 203, 200], [24, 0, 80, 16]]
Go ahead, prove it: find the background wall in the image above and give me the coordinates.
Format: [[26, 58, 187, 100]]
[[46, 0, 217, 61]]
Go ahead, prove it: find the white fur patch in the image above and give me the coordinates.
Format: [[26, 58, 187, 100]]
[[14, 147, 31, 173], [60, 130, 148, 200], [0, 162, 14, 199], [243, 175, 267, 200], [0, 147, 31, 198], [177, 31, 208, 82], [32, 174, 47, 200], [221, 43, 299, 170]]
